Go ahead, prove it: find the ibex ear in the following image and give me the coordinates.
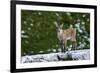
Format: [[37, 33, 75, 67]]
[[60, 24, 63, 28], [54, 21, 58, 27]]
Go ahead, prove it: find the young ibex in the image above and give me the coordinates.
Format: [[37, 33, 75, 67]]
[[54, 22, 77, 53]]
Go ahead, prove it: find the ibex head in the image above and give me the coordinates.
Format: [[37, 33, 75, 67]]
[[54, 21, 63, 34]]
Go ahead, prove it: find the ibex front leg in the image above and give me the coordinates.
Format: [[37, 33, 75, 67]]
[[72, 40, 77, 51], [64, 41, 67, 53], [74, 41, 77, 50], [61, 40, 65, 53], [61, 41, 63, 53], [60, 41, 66, 53]]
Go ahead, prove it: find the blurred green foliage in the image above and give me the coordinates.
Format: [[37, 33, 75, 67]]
[[21, 10, 90, 56]]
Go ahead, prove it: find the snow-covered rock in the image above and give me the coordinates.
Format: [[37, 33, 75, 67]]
[[21, 49, 90, 63]]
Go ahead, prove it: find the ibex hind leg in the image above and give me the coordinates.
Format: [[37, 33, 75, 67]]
[[72, 41, 77, 51], [74, 41, 77, 50], [72, 42, 75, 51]]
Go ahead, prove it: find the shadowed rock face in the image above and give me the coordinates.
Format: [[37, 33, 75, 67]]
[[21, 49, 90, 63]]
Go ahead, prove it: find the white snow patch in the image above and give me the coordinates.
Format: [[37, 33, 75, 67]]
[[55, 13, 60, 17], [47, 49, 51, 52], [21, 31, 25, 34], [21, 49, 90, 63], [39, 51, 44, 53], [52, 49, 56, 52], [82, 21, 85, 25], [66, 13, 71, 16], [75, 23, 83, 33], [21, 35, 29, 38], [70, 25, 73, 28], [38, 12, 42, 15], [24, 21, 27, 24], [78, 44, 85, 49], [30, 23, 34, 26], [82, 14, 86, 17], [75, 23, 80, 28], [28, 27, 31, 30], [78, 28, 83, 33]]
